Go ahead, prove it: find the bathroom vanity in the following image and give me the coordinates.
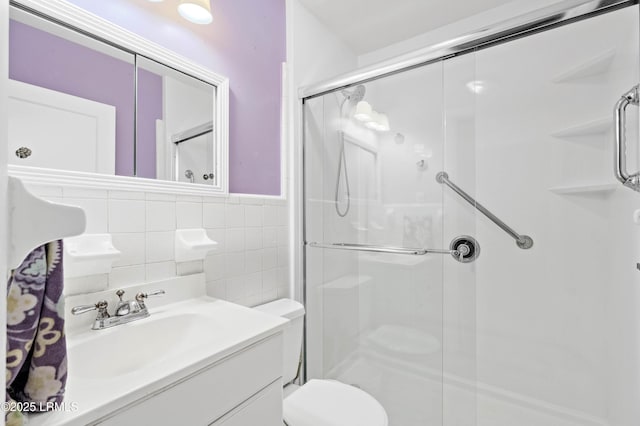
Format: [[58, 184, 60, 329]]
[[29, 274, 288, 426]]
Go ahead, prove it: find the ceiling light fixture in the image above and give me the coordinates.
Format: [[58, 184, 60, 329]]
[[376, 113, 390, 132], [178, 0, 213, 25], [466, 80, 486, 94], [364, 111, 390, 132], [354, 101, 373, 122], [365, 111, 380, 130], [353, 100, 390, 132]]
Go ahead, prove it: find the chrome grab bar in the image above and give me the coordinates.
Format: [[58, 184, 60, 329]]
[[436, 172, 533, 249], [306, 242, 458, 257], [614, 85, 640, 192]]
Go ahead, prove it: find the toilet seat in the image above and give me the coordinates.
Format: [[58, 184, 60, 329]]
[[283, 379, 388, 426]]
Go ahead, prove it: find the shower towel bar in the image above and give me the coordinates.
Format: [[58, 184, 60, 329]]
[[436, 172, 534, 249], [305, 242, 458, 256]]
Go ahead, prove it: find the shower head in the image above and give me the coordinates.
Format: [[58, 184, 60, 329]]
[[341, 85, 366, 103]]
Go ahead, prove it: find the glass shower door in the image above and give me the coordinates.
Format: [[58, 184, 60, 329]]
[[303, 58, 478, 425], [302, 3, 640, 426], [470, 6, 640, 426]]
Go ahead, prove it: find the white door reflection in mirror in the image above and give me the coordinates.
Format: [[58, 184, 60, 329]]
[[8, 80, 116, 174]]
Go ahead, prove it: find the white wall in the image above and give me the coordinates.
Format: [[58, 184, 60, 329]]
[[24, 184, 290, 308], [286, 0, 359, 381], [470, 7, 639, 425], [285, 0, 359, 376], [286, 0, 357, 90]]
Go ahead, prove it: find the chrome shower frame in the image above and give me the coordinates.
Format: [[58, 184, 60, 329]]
[[297, 0, 639, 383], [299, 0, 635, 100]]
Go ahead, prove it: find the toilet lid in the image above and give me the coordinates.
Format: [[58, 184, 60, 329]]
[[283, 379, 388, 426]]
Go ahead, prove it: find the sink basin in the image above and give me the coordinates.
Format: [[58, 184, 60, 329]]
[[27, 273, 289, 426], [69, 312, 214, 379]]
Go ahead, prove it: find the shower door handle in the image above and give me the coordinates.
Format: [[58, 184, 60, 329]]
[[614, 84, 640, 192]]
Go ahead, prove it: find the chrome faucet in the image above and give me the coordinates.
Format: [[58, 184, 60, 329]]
[[71, 289, 165, 330]]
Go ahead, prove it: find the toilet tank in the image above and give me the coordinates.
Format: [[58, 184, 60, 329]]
[[254, 299, 305, 384]]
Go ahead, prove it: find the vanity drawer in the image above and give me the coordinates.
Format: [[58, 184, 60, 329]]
[[97, 333, 283, 425], [213, 380, 282, 426]]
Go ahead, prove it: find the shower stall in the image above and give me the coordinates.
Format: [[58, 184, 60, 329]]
[[300, 1, 640, 425]]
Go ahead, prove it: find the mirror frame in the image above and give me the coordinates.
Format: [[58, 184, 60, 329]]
[[8, 0, 229, 196]]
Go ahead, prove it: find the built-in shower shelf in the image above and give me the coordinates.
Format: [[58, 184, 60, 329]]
[[552, 48, 616, 84], [551, 117, 611, 140], [549, 183, 618, 196]]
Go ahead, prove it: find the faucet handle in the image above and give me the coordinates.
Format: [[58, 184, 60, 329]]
[[71, 300, 109, 318], [135, 289, 166, 302], [115, 289, 125, 301]]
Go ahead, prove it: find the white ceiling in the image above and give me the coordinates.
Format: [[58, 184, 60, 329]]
[[297, 0, 517, 55]]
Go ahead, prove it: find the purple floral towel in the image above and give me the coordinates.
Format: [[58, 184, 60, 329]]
[[6, 241, 67, 425]]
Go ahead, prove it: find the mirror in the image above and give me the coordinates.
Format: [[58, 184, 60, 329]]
[[136, 57, 216, 185], [9, 8, 135, 175], [7, 2, 227, 193]]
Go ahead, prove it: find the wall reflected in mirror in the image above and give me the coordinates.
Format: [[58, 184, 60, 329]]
[[8, 5, 218, 185], [9, 8, 135, 175], [136, 57, 216, 185]]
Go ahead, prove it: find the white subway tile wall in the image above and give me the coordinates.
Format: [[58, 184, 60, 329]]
[[145, 201, 176, 232], [26, 183, 290, 307]]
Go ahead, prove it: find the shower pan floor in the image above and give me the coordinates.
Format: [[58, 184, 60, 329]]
[[328, 347, 601, 426]]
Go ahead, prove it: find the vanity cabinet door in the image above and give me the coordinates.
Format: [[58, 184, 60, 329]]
[[213, 380, 282, 426], [96, 334, 282, 425]]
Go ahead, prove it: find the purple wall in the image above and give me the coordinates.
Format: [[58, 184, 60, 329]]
[[64, 0, 286, 195]]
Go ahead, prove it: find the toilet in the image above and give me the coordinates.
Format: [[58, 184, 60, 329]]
[[255, 299, 388, 426]]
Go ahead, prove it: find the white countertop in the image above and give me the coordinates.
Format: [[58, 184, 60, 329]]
[[28, 296, 288, 426]]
